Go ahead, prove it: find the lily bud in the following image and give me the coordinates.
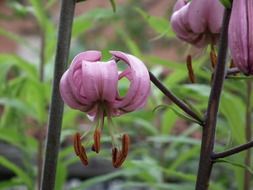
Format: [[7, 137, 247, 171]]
[[170, 0, 224, 47], [228, 0, 253, 75]]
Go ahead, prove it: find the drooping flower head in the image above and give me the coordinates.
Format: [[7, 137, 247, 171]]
[[60, 50, 150, 167], [228, 0, 253, 75], [170, 0, 224, 48]]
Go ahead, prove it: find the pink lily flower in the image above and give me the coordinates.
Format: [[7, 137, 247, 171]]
[[60, 50, 150, 167], [170, 0, 224, 48], [228, 0, 253, 75]]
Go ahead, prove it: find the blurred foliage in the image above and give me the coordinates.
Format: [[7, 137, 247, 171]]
[[0, 0, 252, 190]]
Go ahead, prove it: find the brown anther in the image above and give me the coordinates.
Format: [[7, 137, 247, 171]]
[[73, 133, 81, 156], [121, 134, 130, 157], [73, 133, 89, 166], [112, 147, 118, 166], [79, 145, 88, 166], [113, 134, 130, 168], [210, 50, 217, 69], [92, 128, 101, 153], [186, 55, 195, 83]]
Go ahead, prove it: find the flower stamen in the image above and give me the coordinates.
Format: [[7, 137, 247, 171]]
[[79, 145, 88, 166], [73, 132, 89, 166], [92, 128, 101, 153], [113, 134, 130, 168], [210, 48, 217, 69], [73, 133, 81, 156], [186, 55, 195, 83]]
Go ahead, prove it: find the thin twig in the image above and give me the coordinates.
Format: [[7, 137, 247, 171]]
[[149, 71, 203, 125], [211, 140, 253, 160], [40, 1, 76, 190], [195, 8, 232, 190]]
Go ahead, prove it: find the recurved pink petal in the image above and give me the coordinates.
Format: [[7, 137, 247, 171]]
[[170, 0, 224, 47], [81, 60, 118, 103], [67, 51, 102, 105], [171, 4, 203, 46], [72, 50, 102, 63], [187, 0, 207, 33], [228, 0, 249, 74], [207, 0, 224, 33], [110, 51, 150, 114], [60, 71, 92, 112], [248, 1, 253, 74]]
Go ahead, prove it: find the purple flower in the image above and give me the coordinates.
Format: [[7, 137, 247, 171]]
[[170, 0, 224, 47], [228, 0, 253, 75], [60, 50, 150, 167]]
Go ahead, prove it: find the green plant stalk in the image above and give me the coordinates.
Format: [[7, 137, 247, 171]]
[[244, 80, 252, 190], [40, 0, 75, 190], [195, 8, 232, 190]]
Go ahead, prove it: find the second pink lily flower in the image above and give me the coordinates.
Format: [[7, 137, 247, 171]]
[[60, 50, 150, 167], [170, 0, 224, 47], [228, 0, 253, 75]]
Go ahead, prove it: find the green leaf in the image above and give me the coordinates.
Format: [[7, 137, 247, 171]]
[[0, 97, 36, 118], [72, 8, 117, 38], [117, 29, 142, 57], [0, 128, 37, 151], [0, 29, 32, 50], [147, 135, 201, 145], [215, 159, 253, 174], [109, 0, 116, 12], [163, 169, 196, 182], [169, 105, 201, 125], [134, 118, 158, 135], [219, 0, 232, 8], [0, 156, 33, 189], [135, 8, 174, 38], [169, 145, 200, 170], [220, 93, 245, 144], [0, 178, 25, 189], [144, 55, 185, 69], [28, 0, 48, 28], [161, 108, 178, 134], [55, 161, 67, 190], [0, 54, 37, 79], [71, 171, 127, 190], [8, 2, 30, 17]]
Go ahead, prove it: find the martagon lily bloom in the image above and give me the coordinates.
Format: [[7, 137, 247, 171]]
[[170, 0, 224, 48], [60, 50, 150, 167], [228, 0, 253, 75]]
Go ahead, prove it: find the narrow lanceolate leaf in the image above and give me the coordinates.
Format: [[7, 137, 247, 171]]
[[215, 159, 253, 174], [219, 0, 232, 8], [0, 156, 33, 189], [109, 0, 116, 12]]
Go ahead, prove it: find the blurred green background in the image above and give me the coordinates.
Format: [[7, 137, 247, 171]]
[[0, 0, 252, 189]]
